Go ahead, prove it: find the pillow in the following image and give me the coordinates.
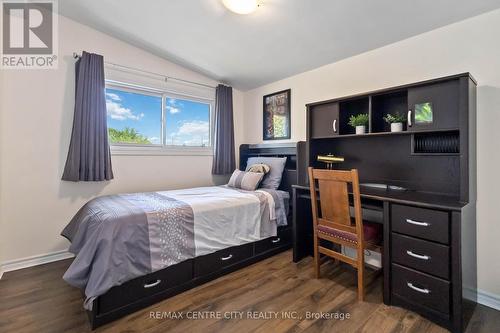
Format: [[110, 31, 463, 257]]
[[227, 170, 264, 191], [246, 157, 287, 190], [246, 163, 270, 174]]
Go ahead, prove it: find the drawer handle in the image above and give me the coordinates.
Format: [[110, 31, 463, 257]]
[[221, 254, 233, 261], [272, 237, 281, 244], [144, 279, 161, 288], [406, 250, 430, 260], [333, 119, 337, 133], [405, 219, 430, 227], [407, 282, 430, 294]]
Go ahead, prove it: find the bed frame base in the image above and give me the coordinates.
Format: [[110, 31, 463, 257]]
[[88, 242, 291, 329]]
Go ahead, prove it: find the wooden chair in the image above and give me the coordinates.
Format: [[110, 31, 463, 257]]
[[308, 167, 382, 301]]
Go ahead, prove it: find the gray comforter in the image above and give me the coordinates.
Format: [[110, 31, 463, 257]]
[[61, 186, 288, 309]]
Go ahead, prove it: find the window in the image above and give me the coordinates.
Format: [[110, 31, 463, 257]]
[[165, 97, 210, 147], [106, 88, 162, 145], [105, 83, 214, 154]]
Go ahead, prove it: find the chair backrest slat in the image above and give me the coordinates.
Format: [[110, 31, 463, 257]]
[[308, 167, 364, 240], [317, 179, 351, 226]]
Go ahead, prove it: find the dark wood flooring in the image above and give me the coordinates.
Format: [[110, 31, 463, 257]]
[[0, 250, 498, 333]]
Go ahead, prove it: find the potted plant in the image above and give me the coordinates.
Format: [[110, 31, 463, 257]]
[[348, 113, 369, 134], [383, 113, 406, 132]]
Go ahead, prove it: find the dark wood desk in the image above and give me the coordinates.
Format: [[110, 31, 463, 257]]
[[292, 184, 474, 333], [299, 73, 476, 332]]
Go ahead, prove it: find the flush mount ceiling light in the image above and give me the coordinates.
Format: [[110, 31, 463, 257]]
[[222, 0, 259, 15]]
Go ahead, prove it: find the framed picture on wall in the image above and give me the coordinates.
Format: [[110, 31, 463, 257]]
[[263, 89, 291, 140]]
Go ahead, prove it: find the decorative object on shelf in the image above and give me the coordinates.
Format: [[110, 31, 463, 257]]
[[348, 113, 369, 134], [317, 154, 344, 169], [383, 113, 406, 132], [263, 89, 291, 140], [222, 0, 260, 15]]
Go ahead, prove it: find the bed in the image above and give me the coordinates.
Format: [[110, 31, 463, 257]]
[[62, 143, 299, 329]]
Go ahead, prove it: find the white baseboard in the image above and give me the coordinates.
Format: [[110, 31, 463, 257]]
[[464, 286, 500, 311], [476, 289, 500, 311], [0, 250, 74, 278]]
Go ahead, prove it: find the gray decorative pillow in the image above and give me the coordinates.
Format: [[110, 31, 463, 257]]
[[246, 157, 287, 190], [246, 163, 270, 174], [227, 170, 264, 191]]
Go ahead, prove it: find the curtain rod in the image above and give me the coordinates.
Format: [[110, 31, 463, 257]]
[[72, 52, 219, 90]]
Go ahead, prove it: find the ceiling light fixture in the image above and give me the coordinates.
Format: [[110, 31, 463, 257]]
[[222, 0, 259, 15]]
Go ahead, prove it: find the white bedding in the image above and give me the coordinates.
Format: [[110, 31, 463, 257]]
[[159, 186, 278, 256]]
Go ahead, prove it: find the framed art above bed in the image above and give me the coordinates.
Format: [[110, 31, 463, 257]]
[[263, 89, 291, 140]]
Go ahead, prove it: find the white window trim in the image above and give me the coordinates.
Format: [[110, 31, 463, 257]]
[[106, 81, 215, 156], [110, 144, 213, 156]]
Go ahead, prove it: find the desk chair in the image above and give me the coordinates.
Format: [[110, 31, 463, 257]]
[[308, 167, 382, 301]]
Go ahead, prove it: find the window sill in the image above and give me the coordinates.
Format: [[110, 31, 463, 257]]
[[110, 145, 213, 156]]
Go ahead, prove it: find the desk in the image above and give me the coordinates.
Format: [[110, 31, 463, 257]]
[[292, 184, 463, 259], [292, 184, 474, 333]]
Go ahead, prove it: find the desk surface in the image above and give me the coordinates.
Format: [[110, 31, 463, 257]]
[[292, 184, 465, 211]]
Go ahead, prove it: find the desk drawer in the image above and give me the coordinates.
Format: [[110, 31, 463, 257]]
[[194, 243, 253, 277], [255, 227, 292, 255], [392, 263, 450, 314], [391, 204, 449, 244], [392, 233, 450, 279]]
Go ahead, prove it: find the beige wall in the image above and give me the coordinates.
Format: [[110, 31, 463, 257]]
[[242, 10, 500, 297], [0, 15, 243, 263]]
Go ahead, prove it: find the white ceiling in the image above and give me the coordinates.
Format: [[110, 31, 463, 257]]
[[58, 0, 500, 90]]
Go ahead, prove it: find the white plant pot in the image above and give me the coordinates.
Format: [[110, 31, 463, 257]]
[[391, 122, 403, 132], [355, 126, 366, 134]]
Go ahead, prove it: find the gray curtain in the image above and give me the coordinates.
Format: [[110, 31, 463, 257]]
[[62, 51, 113, 181], [212, 84, 235, 175]]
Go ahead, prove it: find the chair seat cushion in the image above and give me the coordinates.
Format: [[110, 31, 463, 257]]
[[317, 222, 382, 244]]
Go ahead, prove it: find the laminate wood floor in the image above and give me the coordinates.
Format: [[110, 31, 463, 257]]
[[0, 250, 498, 333]]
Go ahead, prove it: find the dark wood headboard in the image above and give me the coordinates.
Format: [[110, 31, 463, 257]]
[[239, 143, 300, 197]]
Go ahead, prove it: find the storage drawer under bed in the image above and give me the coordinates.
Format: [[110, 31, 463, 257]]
[[97, 259, 193, 314], [255, 227, 292, 255], [194, 243, 254, 277]]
